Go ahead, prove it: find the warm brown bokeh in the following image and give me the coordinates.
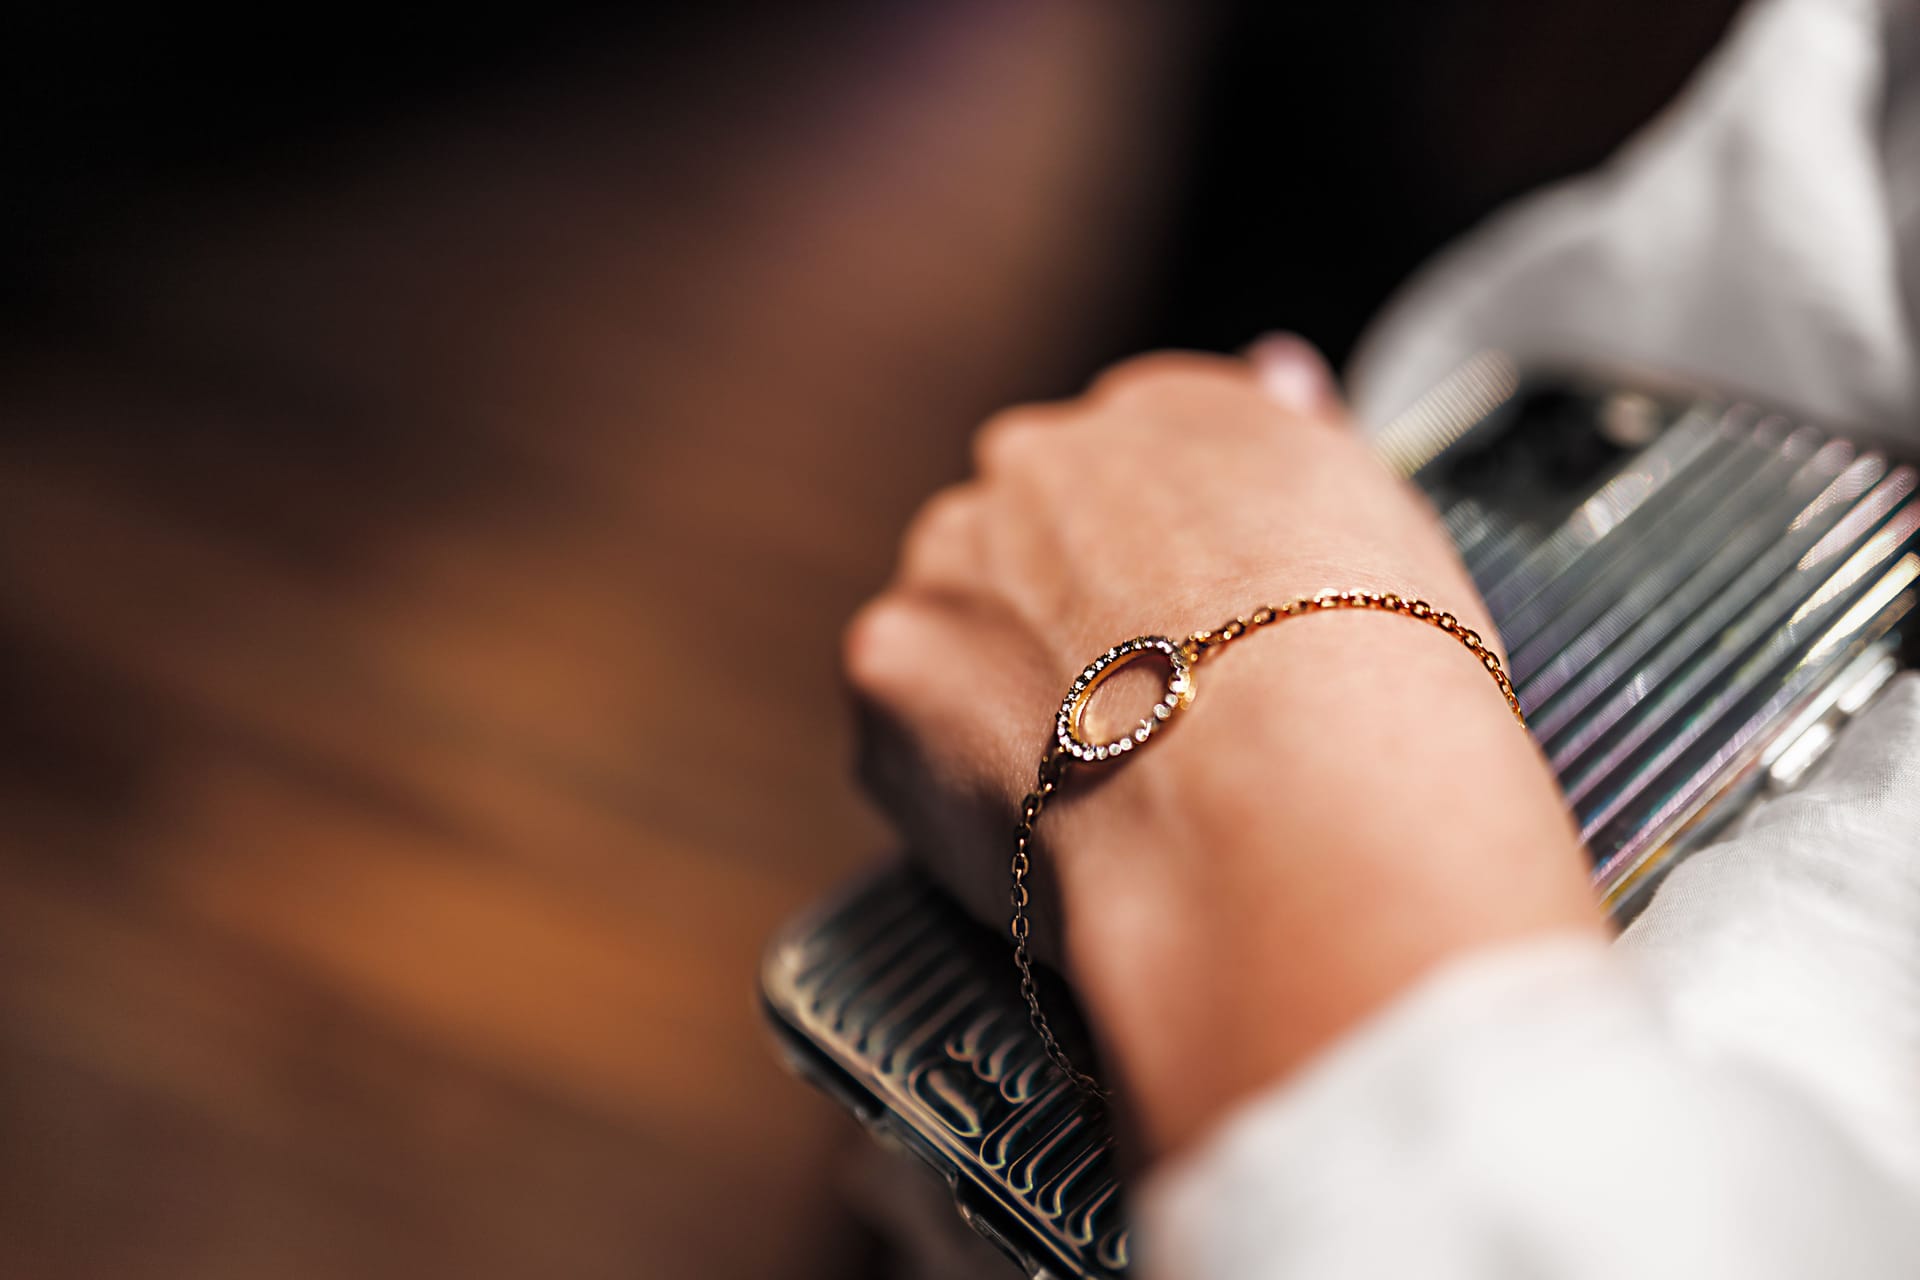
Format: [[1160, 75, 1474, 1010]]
[[0, 8, 1193, 1277]]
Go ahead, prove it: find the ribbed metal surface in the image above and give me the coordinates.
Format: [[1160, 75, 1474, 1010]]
[[1439, 403, 1917, 903], [765, 868, 1129, 1279], [764, 377, 1918, 1278]]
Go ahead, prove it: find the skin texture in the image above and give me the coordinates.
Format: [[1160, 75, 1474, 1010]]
[[844, 348, 1605, 1161]]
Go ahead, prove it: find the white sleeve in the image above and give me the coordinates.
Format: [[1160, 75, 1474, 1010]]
[[1617, 673, 1920, 1195], [1348, 0, 1920, 439], [1137, 677, 1920, 1279], [1135, 947, 1916, 1280]]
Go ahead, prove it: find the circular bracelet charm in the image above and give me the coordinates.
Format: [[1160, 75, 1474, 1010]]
[[1014, 594, 1526, 1098], [1055, 635, 1195, 763]]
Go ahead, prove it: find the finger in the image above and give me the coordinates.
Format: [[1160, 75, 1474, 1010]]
[[843, 590, 1039, 775], [843, 593, 1065, 950], [854, 686, 1069, 966], [1083, 349, 1254, 407], [894, 486, 1063, 649], [1244, 331, 1346, 421], [894, 484, 985, 591], [844, 597, 973, 839], [972, 401, 1075, 478]]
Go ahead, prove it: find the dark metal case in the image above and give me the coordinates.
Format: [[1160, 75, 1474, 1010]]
[[762, 362, 1920, 1279]]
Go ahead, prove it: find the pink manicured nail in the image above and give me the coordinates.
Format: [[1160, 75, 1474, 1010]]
[[1247, 332, 1340, 416]]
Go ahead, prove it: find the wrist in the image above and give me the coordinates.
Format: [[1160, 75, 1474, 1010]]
[[1042, 608, 1603, 1159]]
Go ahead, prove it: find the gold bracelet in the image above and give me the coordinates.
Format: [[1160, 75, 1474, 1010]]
[[1008, 589, 1526, 1099]]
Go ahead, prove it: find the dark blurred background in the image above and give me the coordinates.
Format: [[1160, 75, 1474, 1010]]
[[0, 3, 1736, 1276]]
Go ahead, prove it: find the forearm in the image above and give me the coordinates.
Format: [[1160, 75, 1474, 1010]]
[[1048, 610, 1604, 1159]]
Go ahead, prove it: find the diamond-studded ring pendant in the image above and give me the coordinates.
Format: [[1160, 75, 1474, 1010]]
[[1056, 636, 1195, 764]]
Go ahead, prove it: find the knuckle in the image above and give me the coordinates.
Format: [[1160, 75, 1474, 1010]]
[[1086, 350, 1241, 404], [902, 484, 974, 555], [841, 595, 920, 694], [972, 405, 1060, 475], [897, 484, 981, 582]]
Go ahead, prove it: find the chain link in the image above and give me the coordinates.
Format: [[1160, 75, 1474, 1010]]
[[1008, 748, 1111, 1097], [1008, 590, 1527, 1099]]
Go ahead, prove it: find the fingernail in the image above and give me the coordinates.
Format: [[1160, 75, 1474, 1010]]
[[1246, 332, 1340, 416]]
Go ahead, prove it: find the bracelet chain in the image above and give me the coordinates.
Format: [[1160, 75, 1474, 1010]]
[[1008, 589, 1526, 1100]]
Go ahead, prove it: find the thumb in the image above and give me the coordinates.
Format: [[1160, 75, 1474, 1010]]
[[1245, 331, 1346, 421]]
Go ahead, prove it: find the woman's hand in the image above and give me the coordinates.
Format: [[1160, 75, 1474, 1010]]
[[844, 347, 1483, 934], [844, 346, 1601, 1158]]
